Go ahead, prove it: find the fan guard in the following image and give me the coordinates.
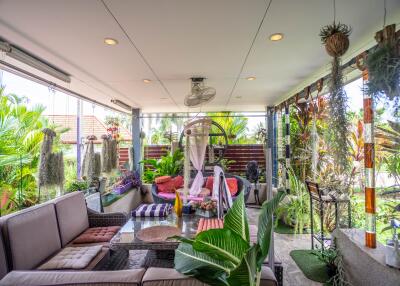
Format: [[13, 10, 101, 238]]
[[184, 77, 216, 107]]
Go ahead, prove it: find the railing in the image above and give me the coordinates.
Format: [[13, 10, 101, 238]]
[[119, 144, 266, 175]]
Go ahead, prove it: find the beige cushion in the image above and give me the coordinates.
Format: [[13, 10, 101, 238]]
[[4, 204, 61, 270], [0, 269, 145, 286], [38, 245, 102, 270], [142, 268, 208, 286], [54, 192, 89, 246], [0, 228, 8, 279], [142, 267, 277, 286]]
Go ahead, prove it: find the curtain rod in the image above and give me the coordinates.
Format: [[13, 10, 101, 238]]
[[0, 60, 130, 116], [138, 114, 267, 119]]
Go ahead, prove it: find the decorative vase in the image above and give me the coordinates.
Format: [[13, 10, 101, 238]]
[[325, 32, 349, 57], [385, 240, 400, 269], [174, 191, 183, 217]]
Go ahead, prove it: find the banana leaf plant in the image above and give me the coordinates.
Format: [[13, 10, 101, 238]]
[[172, 190, 286, 286]]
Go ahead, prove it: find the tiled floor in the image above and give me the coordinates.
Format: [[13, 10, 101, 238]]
[[247, 207, 322, 286]]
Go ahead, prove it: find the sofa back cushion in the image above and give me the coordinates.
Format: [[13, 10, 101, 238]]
[[5, 204, 61, 270], [0, 228, 8, 279], [54, 192, 89, 246]]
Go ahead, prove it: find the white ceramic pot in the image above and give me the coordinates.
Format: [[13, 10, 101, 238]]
[[385, 240, 400, 269]]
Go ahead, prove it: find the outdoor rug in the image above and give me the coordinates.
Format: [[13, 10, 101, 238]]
[[290, 249, 331, 284]]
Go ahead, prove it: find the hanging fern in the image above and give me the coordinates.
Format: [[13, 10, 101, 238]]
[[365, 43, 400, 114], [328, 57, 350, 171]]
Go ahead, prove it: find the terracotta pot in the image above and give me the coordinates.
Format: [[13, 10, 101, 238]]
[[325, 32, 349, 57]]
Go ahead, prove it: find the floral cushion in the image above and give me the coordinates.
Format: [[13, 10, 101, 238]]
[[205, 177, 239, 196], [73, 226, 120, 244]]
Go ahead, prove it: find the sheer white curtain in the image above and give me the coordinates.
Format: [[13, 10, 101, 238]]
[[188, 121, 210, 196]]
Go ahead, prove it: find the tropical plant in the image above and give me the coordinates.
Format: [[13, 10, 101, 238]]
[[276, 168, 309, 234], [140, 150, 184, 183], [313, 247, 338, 277], [173, 190, 286, 286], [207, 112, 253, 144], [65, 180, 89, 193], [0, 88, 67, 214]]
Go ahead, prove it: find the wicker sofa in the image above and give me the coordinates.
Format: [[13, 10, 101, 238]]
[[0, 191, 277, 286], [152, 173, 251, 204]]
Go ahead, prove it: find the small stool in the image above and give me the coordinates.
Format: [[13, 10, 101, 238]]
[[306, 181, 351, 250]]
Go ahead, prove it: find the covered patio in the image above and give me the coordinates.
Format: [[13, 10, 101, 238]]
[[0, 1, 399, 286]]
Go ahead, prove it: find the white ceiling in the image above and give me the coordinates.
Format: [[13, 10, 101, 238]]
[[0, 0, 399, 113]]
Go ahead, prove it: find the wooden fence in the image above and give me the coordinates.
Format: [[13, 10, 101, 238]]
[[120, 144, 265, 175]]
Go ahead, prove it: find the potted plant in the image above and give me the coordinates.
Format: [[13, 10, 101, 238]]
[[172, 189, 286, 286], [193, 199, 217, 218], [383, 218, 400, 269], [313, 247, 338, 277]]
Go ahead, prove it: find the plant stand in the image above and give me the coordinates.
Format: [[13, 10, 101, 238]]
[[306, 181, 351, 250]]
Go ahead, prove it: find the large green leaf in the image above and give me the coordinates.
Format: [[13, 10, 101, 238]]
[[174, 242, 234, 286], [256, 190, 286, 268], [227, 245, 258, 286], [193, 228, 250, 265], [224, 191, 250, 243]]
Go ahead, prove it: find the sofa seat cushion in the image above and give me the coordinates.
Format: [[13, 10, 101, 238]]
[[72, 226, 120, 244], [157, 192, 204, 202], [38, 245, 102, 270], [0, 269, 145, 286]]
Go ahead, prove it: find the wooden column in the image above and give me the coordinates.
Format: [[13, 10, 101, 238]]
[[363, 70, 376, 248], [285, 104, 291, 193]]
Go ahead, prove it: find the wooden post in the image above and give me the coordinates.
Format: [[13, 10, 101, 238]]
[[285, 104, 291, 193], [363, 70, 376, 248], [132, 108, 142, 174]]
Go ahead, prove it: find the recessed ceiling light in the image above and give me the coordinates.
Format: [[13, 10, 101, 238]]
[[143, 79, 152, 83], [246, 76, 256, 81], [269, 33, 284, 41], [104, 38, 118, 45]]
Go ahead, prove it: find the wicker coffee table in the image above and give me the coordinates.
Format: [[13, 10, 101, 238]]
[[110, 213, 200, 251]]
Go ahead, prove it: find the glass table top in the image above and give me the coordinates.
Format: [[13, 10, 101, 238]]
[[110, 213, 201, 250]]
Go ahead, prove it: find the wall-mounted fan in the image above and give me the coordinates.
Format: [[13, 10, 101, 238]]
[[184, 77, 216, 107]]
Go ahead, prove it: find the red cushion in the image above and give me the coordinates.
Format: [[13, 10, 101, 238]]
[[155, 176, 172, 184], [73, 226, 120, 244], [157, 176, 183, 193], [173, 176, 184, 188], [205, 176, 214, 190], [205, 177, 238, 196]]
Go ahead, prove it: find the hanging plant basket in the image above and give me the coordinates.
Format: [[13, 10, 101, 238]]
[[320, 23, 352, 57], [325, 32, 350, 57]]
